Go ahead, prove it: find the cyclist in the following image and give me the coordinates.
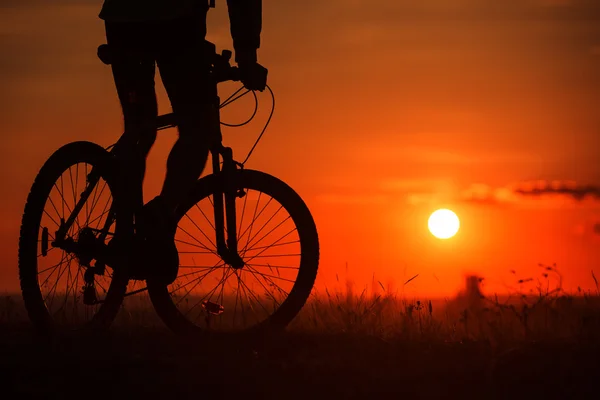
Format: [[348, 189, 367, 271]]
[[99, 0, 268, 284]]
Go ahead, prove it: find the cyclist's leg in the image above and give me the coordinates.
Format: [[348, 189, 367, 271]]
[[105, 21, 158, 215], [154, 14, 217, 215]]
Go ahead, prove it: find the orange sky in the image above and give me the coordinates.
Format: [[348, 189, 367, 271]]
[[1, 0, 600, 297]]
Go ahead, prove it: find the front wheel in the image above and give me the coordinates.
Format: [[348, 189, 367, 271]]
[[148, 169, 319, 336]]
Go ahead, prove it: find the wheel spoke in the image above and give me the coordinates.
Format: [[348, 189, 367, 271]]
[[238, 193, 268, 248], [42, 209, 61, 230], [243, 214, 290, 255], [60, 174, 65, 219], [45, 195, 63, 228], [45, 256, 72, 312], [39, 253, 72, 289], [246, 253, 301, 258], [54, 181, 75, 221], [38, 257, 68, 275], [188, 268, 234, 321], [237, 189, 249, 242], [174, 237, 214, 252], [243, 227, 298, 265], [242, 204, 284, 252], [87, 181, 108, 224], [246, 239, 299, 252], [243, 266, 282, 309], [237, 272, 271, 317], [246, 264, 294, 290], [246, 263, 299, 270], [86, 207, 112, 230], [184, 213, 217, 250], [177, 224, 218, 256], [236, 272, 258, 325], [194, 203, 216, 232], [157, 171, 318, 334], [171, 261, 225, 303]]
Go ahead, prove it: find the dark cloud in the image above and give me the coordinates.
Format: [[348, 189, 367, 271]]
[[514, 183, 600, 201], [456, 181, 600, 207], [594, 223, 600, 235]]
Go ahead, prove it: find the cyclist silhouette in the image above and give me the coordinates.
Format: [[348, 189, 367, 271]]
[[99, 0, 267, 284]]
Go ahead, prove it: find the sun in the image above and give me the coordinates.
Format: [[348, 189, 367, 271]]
[[428, 209, 460, 239]]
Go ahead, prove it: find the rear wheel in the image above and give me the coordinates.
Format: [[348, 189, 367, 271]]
[[148, 169, 319, 337], [18, 141, 128, 334]]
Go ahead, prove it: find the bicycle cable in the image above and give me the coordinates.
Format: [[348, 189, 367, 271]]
[[219, 87, 258, 128], [239, 84, 275, 166], [104, 84, 275, 167]]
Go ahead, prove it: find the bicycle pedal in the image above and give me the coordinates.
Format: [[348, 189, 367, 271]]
[[83, 284, 97, 305]]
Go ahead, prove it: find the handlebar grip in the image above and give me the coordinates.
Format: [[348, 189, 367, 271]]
[[215, 66, 240, 83], [221, 50, 232, 62]]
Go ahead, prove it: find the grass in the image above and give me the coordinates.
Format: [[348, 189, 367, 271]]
[[1, 265, 599, 399], [290, 266, 600, 346]]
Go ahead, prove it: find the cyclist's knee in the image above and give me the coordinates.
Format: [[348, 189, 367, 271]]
[[138, 130, 157, 157]]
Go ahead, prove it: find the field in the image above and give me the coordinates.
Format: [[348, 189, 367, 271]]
[[1, 271, 600, 399]]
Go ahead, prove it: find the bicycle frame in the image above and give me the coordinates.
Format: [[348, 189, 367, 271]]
[[52, 45, 245, 275]]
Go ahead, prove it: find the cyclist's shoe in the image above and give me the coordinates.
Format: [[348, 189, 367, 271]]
[[105, 235, 148, 280], [137, 196, 179, 285]]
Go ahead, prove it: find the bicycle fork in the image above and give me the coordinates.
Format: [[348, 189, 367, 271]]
[[211, 146, 245, 269]]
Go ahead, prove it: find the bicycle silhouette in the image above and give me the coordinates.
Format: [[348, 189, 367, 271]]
[[18, 41, 319, 337]]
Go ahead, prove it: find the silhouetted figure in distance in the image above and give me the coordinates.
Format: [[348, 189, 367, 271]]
[[99, 0, 267, 284]]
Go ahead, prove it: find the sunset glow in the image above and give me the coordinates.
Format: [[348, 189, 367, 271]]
[[3, 2, 600, 397], [1, 1, 599, 299]]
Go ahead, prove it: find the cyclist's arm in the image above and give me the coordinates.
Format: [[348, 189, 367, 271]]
[[226, 0, 262, 65]]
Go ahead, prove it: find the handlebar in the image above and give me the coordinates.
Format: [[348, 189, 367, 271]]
[[209, 45, 241, 83], [98, 41, 244, 132], [97, 40, 240, 84]]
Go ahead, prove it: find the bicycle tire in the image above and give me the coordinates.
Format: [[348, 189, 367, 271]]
[[18, 141, 128, 335], [148, 169, 319, 337]]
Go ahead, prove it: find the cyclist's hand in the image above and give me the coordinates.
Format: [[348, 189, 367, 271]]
[[239, 62, 268, 92]]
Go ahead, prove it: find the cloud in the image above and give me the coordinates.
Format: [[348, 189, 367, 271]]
[[458, 181, 600, 209], [392, 179, 600, 209], [513, 181, 600, 201], [459, 184, 512, 206]]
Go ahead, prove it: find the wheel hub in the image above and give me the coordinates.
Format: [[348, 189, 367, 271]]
[[223, 252, 245, 270]]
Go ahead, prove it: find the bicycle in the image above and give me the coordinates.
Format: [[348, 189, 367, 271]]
[[18, 41, 320, 337]]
